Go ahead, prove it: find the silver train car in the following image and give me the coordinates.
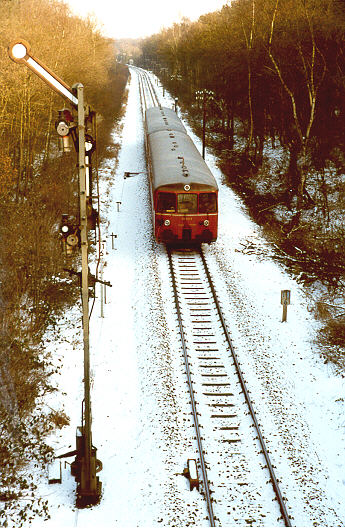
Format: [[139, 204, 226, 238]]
[[145, 106, 218, 244]]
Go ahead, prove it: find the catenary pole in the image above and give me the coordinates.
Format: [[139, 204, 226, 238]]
[[202, 92, 206, 159]]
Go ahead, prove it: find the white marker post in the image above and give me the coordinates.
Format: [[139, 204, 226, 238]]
[[281, 290, 291, 322]]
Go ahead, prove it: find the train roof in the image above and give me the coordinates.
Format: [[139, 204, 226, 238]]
[[148, 129, 218, 192], [145, 106, 187, 136]]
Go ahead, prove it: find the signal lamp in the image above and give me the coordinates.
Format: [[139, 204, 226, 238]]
[[56, 121, 69, 136], [11, 43, 28, 60], [8, 40, 30, 62], [58, 135, 72, 153], [164, 219, 171, 226], [60, 217, 71, 238], [66, 234, 79, 247], [56, 109, 73, 152], [85, 134, 96, 154], [60, 215, 80, 255]]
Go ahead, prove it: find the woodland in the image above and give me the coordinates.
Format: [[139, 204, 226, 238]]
[[0, 0, 128, 524], [137, 0, 345, 355]]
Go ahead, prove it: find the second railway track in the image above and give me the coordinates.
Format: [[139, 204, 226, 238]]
[[136, 66, 160, 110], [167, 245, 292, 527]]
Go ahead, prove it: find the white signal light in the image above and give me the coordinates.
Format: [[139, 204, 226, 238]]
[[184, 185, 190, 191], [204, 219, 209, 227], [164, 219, 171, 226], [11, 43, 27, 59]]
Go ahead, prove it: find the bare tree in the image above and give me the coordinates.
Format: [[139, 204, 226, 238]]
[[241, 0, 256, 156], [268, 0, 326, 212]]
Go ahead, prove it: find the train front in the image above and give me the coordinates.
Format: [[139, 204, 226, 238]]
[[154, 184, 218, 244], [147, 110, 218, 245]]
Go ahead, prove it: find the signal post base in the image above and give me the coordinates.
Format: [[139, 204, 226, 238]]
[[76, 473, 102, 509], [71, 427, 103, 508]]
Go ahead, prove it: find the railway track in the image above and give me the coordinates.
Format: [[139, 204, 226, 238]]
[[167, 246, 292, 527], [135, 66, 292, 526], [136, 66, 160, 110]]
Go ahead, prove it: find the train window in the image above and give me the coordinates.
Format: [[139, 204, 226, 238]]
[[157, 192, 176, 213], [177, 193, 197, 213], [199, 193, 217, 213]]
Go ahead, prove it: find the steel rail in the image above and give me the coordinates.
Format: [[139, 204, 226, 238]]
[[141, 69, 160, 107], [137, 70, 147, 113], [143, 73, 155, 105], [142, 70, 159, 106], [137, 68, 159, 111], [141, 73, 150, 107], [199, 247, 292, 527], [140, 71, 151, 108], [167, 247, 216, 527], [136, 67, 162, 116]]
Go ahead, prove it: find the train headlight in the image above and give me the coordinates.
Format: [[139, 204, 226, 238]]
[[204, 219, 210, 227], [164, 219, 171, 226]]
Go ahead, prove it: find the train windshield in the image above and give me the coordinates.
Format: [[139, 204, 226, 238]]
[[177, 193, 197, 213], [199, 193, 217, 213], [157, 192, 176, 213]]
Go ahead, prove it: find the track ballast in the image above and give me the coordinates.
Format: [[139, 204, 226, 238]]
[[167, 246, 292, 527]]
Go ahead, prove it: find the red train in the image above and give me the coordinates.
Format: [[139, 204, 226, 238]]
[[145, 106, 218, 244]]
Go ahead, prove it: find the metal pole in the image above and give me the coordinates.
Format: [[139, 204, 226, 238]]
[[100, 266, 104, 318], [202, 93, 206, 159], [77, 83, 93, 498], [282, 304, 288, 322], [76, 84, 101, 507]]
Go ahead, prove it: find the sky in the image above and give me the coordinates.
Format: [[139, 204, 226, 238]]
[[63, 0, 229, 39]]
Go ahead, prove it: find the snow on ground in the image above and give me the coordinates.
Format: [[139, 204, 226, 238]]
[[27, 69, 345, 527]]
